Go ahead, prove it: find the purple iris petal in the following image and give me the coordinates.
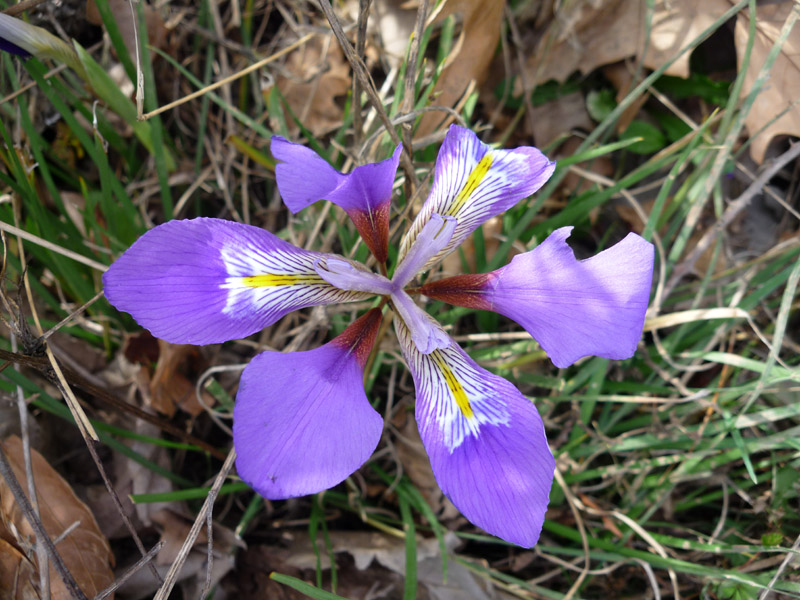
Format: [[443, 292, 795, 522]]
[[272, 137, 401, 262], [0, 37, 31, 58], [314, 258, 393, 295], [234, 309, 384, 499], [103, 218, 370, 345], [420, 227, 654, 368], [391, 290, 450, 354], [392, 214, 456, 288], [398, 125, 555, 272], [395, 320, 555, 547], [271, 137, 345, 213]]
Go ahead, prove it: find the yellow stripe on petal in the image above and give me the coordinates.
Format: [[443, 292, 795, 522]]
[[446, 152, 493, 217], [431, 351, 474, 420], [398, 126, 554, 273], [241, 274, 322, 287], [395, 319, 512, 451]]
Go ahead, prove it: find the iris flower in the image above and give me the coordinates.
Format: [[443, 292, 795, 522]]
[[103, 126, 653, 547]]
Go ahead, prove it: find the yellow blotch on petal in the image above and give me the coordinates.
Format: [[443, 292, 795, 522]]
[[447, 152, 493, 217], [241, 274, 320, 287], [432, 352, 474, 420]]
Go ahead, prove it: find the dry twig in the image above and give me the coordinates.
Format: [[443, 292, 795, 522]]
[[316, 0, 418, 186]]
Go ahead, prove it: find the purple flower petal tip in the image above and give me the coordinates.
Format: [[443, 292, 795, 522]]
[[103, 218, 367, 345], [327, 144, 401, 211], [234, 309, 384, 499], [420, 227, 654, 368], [272, 136, 344, 213], [493, 227, 654, 367], [429, 398, 555, 547]]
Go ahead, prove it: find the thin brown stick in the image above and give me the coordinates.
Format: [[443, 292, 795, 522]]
[[352, 0, 371, 152], [664, 141, 800, 298], [0, 442, 88, 600], [0, 348, 228, 460], [153, 448, 237, 600], [41, 290, 104, 340], [10, 334, 50, 598], [10, 201, 98, 442], [504, 2, 537, 137], [0, 220, 109, 272], [759, 533, 800, 600], [140, 34, 314, 121], [400, 0, 429, 200], [316, 0, 417, 185], [59, 386, 163, 585], [94, 541, 165, 600], [1, 230, 49, 596], [553, 468, 590, 600], [1, 0, 47, 16]]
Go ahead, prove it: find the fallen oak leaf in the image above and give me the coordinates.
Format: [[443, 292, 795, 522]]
[[417, 0, 505, 135], [0, 348, 226, 460], [272, 36, 351, 136], [523, 0, 731, 87], [0, 436, 114, 600], [734, 1, 800, 163], [524, 0, 800, 162], [0, 537, 39, 600]]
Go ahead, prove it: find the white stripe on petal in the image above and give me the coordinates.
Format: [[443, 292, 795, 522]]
[[398, 125, 554, 272], [104, 218, 371, 345], [219, 244, 369, 321], [395, 319, 509, 451]]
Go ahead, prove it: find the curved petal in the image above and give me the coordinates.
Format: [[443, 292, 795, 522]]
[[314, 258, 393, 295], [392, 214, 456, 288], [398, 125, 555, 271], [395, 319, 555, 547], [103, 218, 370, 345], [234, 309, 384, 499], [271, 137, 345, 213], [391, 290, 450, 354], [420, 228, 654, 368], [273, 137, 401, 262]]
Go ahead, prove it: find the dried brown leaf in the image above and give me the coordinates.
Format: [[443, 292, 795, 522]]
[[523, 0, 800, 162], [392, 410, 460, 521], [224, 545, 308, 600], [530, 91, 593, 147], [111, 509, 240, 599], [282, 531, 495, 600], [525, 0, 730, 87], [418, 0, 505, 135], [273, 37, 351, 136], [0, 436, 114, 600], [0, 537, 39, 600], [735, 2, 800, 163], [118, 332, 212, 417], [150, 340, 213, 418]]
